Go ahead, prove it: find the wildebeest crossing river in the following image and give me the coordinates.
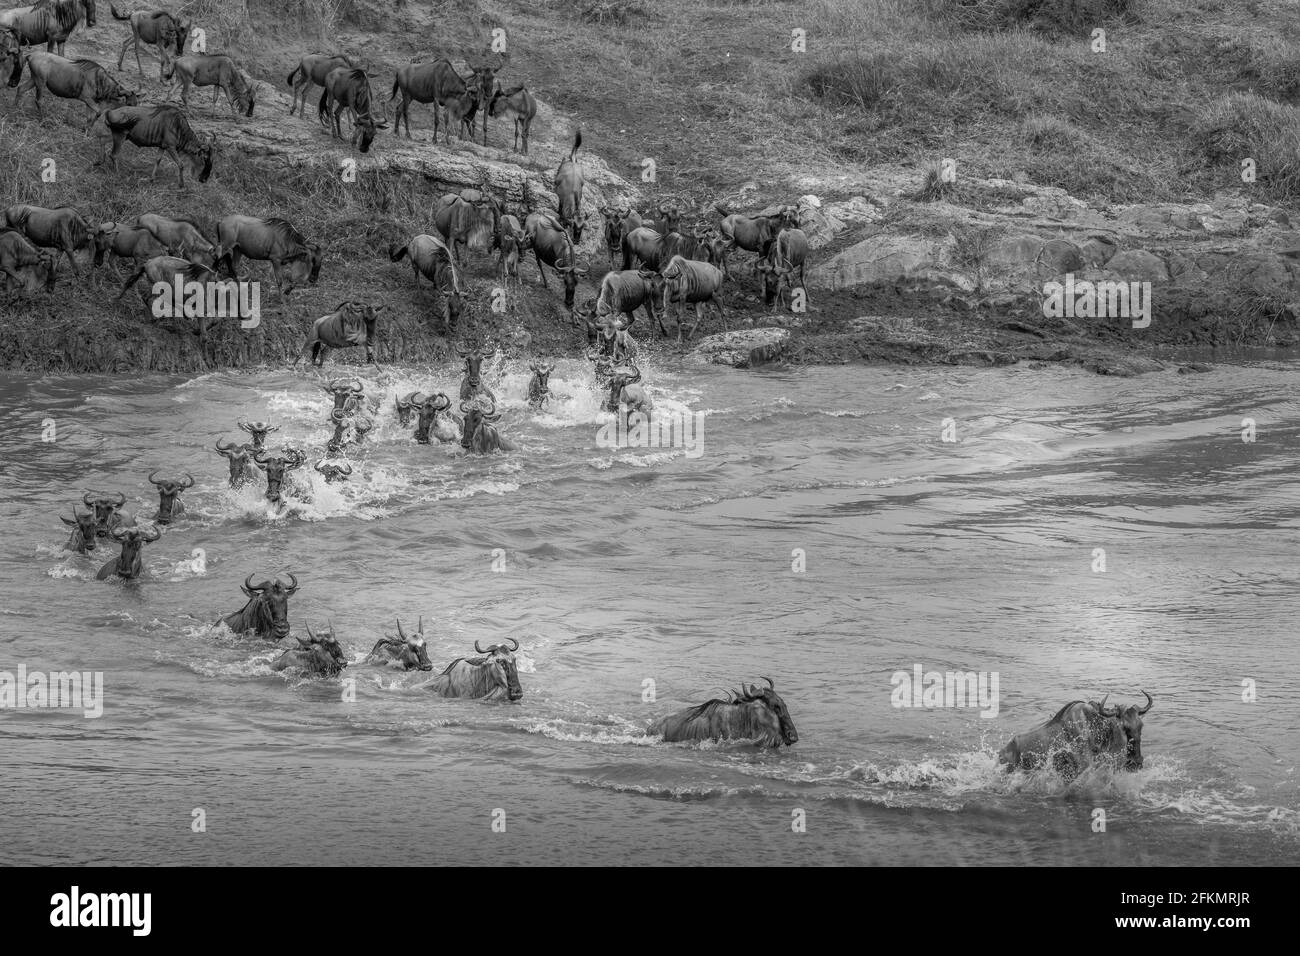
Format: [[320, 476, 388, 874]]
[[1, 357, 1298, 865]]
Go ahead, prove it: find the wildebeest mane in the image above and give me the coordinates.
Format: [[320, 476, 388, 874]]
[[1049, 699, 1085, 724], [262, 217, 306, 248]]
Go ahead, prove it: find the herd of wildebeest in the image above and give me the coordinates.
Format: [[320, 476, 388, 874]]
[[19, 2, 1156, 766]]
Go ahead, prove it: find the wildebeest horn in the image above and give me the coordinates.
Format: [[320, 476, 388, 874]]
[[110, 492, 125, 506], [253, 449, 270, 465], [331, 408, 346, 423], [1138, 691, 1153, 715], [244, 573, 267, 593], [433, 393, 451, 411], [338, 462, 352, 476], [460, 401, 471, 414], [761, 676, 774, 690], [82, 492, 96, 506], [215, 439, 239, 455], [349, 379, 363, 394], [148, 470, 162, 485], [280, 572, 299, 594], [396, 617, 407, 640], [305, 622, 317, 644], [506, 637, 519, 651], [417, 615, 424, 635], [1095, 694, 1109, 713], [474, 640, 487, 654]]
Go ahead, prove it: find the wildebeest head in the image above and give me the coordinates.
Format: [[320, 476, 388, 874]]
[[457, 346, 488, 388], [600, 206, 624, 251], [297, 621, 347, 675], [242, 572, 299, 640], [281, 244, 323, 296], [148, 470, 193, 524], [235, 70, 255, 117], [60, 506, 99, 552], [90, 222, 118, 267], [395, 617, 434, 671], [606, 362, 641, 411], [737, 676, 798, 746], [395, 390, 426, 427], [414, 393, 452, 445], [459, 396, 501, 451], [553, 256, 588, 309], [352, 415, 373, 443], [1097, 691, 1153, 770], [108, 522, 162, 576], [82, 491, 126, 536], [214, 440, 256, 487], [186, 131, 215, 184], [528, 363, 554, 405], [237, 420, 278, 451], [253, 447, 305, 503], [473, 637, 522, 701], [324, 378, 364, 413], [314, 458, 352, 483]]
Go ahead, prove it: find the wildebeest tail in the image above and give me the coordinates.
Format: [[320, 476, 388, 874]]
[[390, 74, 399, 101], [317, 86, 329, 122], [570, 129, 582, 159], [388, 243, 409, 262], [714, 202, 732, 217], [110, 4, 131, 21], [115, 266, 146, 302], [7, 47, 23, 88], [287, 64, 300, 86]]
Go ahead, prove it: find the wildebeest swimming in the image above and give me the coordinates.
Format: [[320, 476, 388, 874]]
[[322, 377, 364, 414], [96, 104, 215, 186], [363, 618, 433, 671], [271, 622, 348, 677], [59, 505, 98, 553], [218, 572, 299, 640], [214, 439, 260, 488], [425, 638, 523, 701], [236, 419, 277, 451], [459, 395, 511, 453], [604, 362, 651, 418], [456, 345, 494, 402], [95, 522, 161, 581], [999, 693, 1154, 776], [313, 458, 352, 482], [4, 0, 95, 56], [649, 677, 799, 747], [148, 470, 192, 525], [82, 491, 125, 536], [294, 301, 385, 366], [413, 392, 457, 444], [111, 4, 185, 79], [253, 447, 306, 505], [527, 362, 554, 410]]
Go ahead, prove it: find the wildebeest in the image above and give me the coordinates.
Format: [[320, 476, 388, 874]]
[[0, 228, 58, 292], [82, 490, 125, 536], [591, 313, 637, 366], [218, 572, 299, 640], [496, 213, 530, 302], [649, 677, 799, 748], [388, 233, 466, 335], [112, 4, 184, 79], [457, 346, 495, 402], [59, 505, 98, 553], [425, 638, 523, 701], [388, 58, 476, 142], [134, 213, 221, 269], [253, 447, 305, 505], [9, 52, 138, 123], [487, 83, 535, 154], [363, 617, 433, 671], [394, 390, 424, 427], [96, 104, 214, 186], [413, 393, 458, 444], [999, 693, 1154, 776], [524, 211, 587, 310], [325, 407, 362, 454], [662, 255, 726, 343], [114, 255, 221, 344], [605, 362, 652, 417], [148, 470, 191, 524], [433, 190, 499, 267], [620, 226, 708, 274], [322, 377, 364, 414], [319, 66, 387, 152], [95, 522, 160, 581], [595, 269, 665, 337], [2, 204, 105, 275], [554, 130, 585, 242], [527, 362, 554, 410], [459, 395, 511, 454], [463, 51, 503, 145], [93, 219, 166, 268], [715, 205, 794, 279], [236, 419, 277, 451], [271, 621, 348, 676], [287, 52, 355, 116], [313, 458, 352, 482], [6, 0, 95, 56], [758, 227, 809, 310], [214, 439, 260, 488], [294, 301, 385, 367], [215, 215, 322, 298], [164, 53, 255, 117], [600, 204, 640, 269]]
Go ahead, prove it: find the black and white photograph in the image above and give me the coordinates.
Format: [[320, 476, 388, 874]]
[[0, 0, 1295, 900]]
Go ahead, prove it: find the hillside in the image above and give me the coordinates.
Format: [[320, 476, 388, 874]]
[[1, 0, 1299, 373]]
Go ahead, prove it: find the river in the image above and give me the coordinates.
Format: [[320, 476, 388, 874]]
[[1, 356, 1297, 865]]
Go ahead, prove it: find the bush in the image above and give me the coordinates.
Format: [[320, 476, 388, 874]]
[[1192, 92, 1300, 200]]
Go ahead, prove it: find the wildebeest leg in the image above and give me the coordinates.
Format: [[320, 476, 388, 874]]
[[715, 296, 727, 333], [269, 259, 285, 297], [534, 249, 549, 288], [62, 246, 81, 276], [134, 35, 144, 78]]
